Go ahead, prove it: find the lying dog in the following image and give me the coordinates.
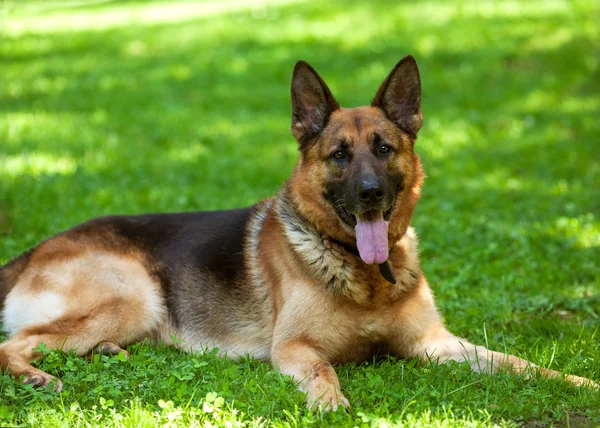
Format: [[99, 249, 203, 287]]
[[0, 56, 595, 410]]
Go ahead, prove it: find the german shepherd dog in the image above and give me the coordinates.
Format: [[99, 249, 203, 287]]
[[0, 56, 596, 410]]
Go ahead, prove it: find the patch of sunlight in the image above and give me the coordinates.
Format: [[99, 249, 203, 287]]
[[524, 27, 574, 52], [5, 0, 307, 36], [5, 75, 69, 99], [193, 116, 287, 139], [519, 90, 555, 112], [252, 6, 396, 48], [1, 153, 77, 179], [550, 179, 580, 196], [167, 142, 210, 162], [561, 96, 600, 114], [253, 0, 579, 50], [357, 407, 504, 428], [421, 118, 481, 158], [551, 214, 600, 249], [416, 34, 440, 57], [23, 394, 248, 427], [479, 168, 526, 191], [456, 168, 544, 194], [2, 112, 83, 148], [11, 0, 115, 14], [450, 0, 574, 19], [562, 284, 598, 300], [513, 91, 599, 114]]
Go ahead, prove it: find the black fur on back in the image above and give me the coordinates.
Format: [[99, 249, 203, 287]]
[[75, 207, 257, 328]]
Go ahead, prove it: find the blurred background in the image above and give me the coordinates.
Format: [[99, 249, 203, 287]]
[[1, 0, 599, 337]]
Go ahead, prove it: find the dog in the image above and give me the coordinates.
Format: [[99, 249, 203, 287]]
[[0, 56, 596, 410]]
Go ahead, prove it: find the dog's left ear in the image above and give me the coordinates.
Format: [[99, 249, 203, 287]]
[[291, 60, 340, 144], [372, 55, 422, 136]]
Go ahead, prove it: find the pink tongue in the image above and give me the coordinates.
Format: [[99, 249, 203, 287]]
[[355, 211, 389, 265]]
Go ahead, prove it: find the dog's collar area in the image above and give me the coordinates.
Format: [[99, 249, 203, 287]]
[[378, 260, 397, 285], [332, 239, 397, 285], [276, 194, 396, 285]]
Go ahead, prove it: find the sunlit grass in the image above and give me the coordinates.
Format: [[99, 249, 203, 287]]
[[5, 0, 307, 35], [1, 153, 77, 179], [550, 214, 600, 250]]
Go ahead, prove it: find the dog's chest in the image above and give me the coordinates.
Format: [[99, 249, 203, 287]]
[[360, 317, 387, 337], [325, 311, 394, 363]]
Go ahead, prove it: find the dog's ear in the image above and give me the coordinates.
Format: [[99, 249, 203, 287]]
[[372, 55, 422, 137], [291, 61, 339, 144]]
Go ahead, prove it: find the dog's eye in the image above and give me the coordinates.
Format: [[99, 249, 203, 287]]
[[379, 144, 391, 154], [332, 151, 346, 160]]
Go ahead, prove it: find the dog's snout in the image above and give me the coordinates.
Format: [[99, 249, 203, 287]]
[[358, 180, 385, 205]]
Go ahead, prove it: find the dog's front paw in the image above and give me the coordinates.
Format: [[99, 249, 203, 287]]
[[306, 388, 350, 412], [566, 374, 600, 390]]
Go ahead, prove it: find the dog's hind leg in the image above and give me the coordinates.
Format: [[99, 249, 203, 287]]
[[0, 297, 159, 391], [0, 340, 61, 390], [93, 342, 130, 358], [1, 247, 167, 391], [0, 328, 98, 391]]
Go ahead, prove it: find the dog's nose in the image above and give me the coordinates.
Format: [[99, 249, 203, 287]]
[[358, 181, 385, 205]]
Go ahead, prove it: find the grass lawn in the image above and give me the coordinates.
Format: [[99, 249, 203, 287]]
[[1, 0, 600, 426]]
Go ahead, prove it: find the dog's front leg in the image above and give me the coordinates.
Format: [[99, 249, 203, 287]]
[[400, 321, 598, 388], [389, 279, 597, 388], [271, 339, 350, 411]]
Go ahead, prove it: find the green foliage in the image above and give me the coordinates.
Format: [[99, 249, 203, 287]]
[[1, 0, 599, 426]]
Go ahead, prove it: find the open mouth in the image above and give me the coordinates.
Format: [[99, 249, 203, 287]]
[[354, 209, 390, 265], [337, 205, 393, 228], [332, 201, 394, 265]]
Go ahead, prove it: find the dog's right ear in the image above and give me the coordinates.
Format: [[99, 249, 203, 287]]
[[291, 61, 339, 144]]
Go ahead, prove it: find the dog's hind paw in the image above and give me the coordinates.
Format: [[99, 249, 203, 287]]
[[94, 342, 129, 358], [22, 370, 63, 392]]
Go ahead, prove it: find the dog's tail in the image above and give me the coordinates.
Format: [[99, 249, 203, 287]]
[[0, 250, 31, 311]]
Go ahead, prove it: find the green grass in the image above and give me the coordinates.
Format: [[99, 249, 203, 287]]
[[1, 0, 600, 426]]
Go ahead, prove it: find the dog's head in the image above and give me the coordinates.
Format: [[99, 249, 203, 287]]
[[287, 56, 424, 265]]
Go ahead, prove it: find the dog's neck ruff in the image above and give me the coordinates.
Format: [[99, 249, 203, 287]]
[[275, 193, 396, 299], [330, 240, 396, 285]]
